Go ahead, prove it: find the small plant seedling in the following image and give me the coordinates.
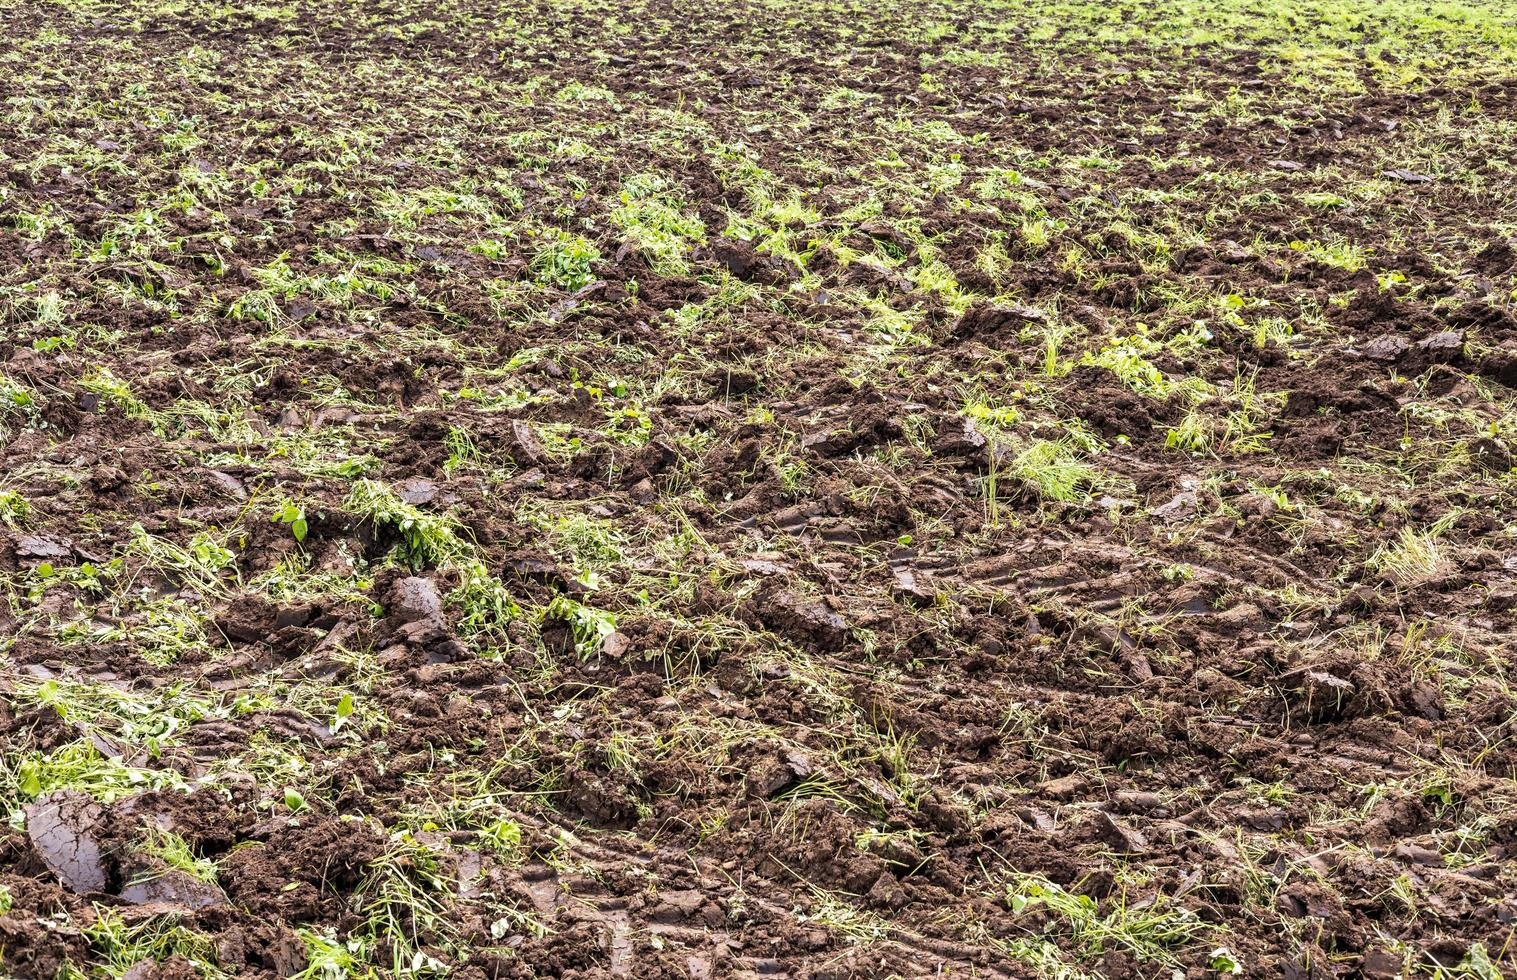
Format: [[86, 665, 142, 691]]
[[274, 501, 309, 542]]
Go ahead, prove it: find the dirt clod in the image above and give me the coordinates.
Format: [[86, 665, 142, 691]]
[[390, 576, 444, 626], [25, 792, 109, 894]]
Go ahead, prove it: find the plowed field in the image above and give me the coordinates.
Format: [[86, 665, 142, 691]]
[[2, 0, 1516, 976]]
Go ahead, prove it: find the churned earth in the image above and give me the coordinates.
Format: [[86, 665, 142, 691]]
[[1, 0, 1516, 976]]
